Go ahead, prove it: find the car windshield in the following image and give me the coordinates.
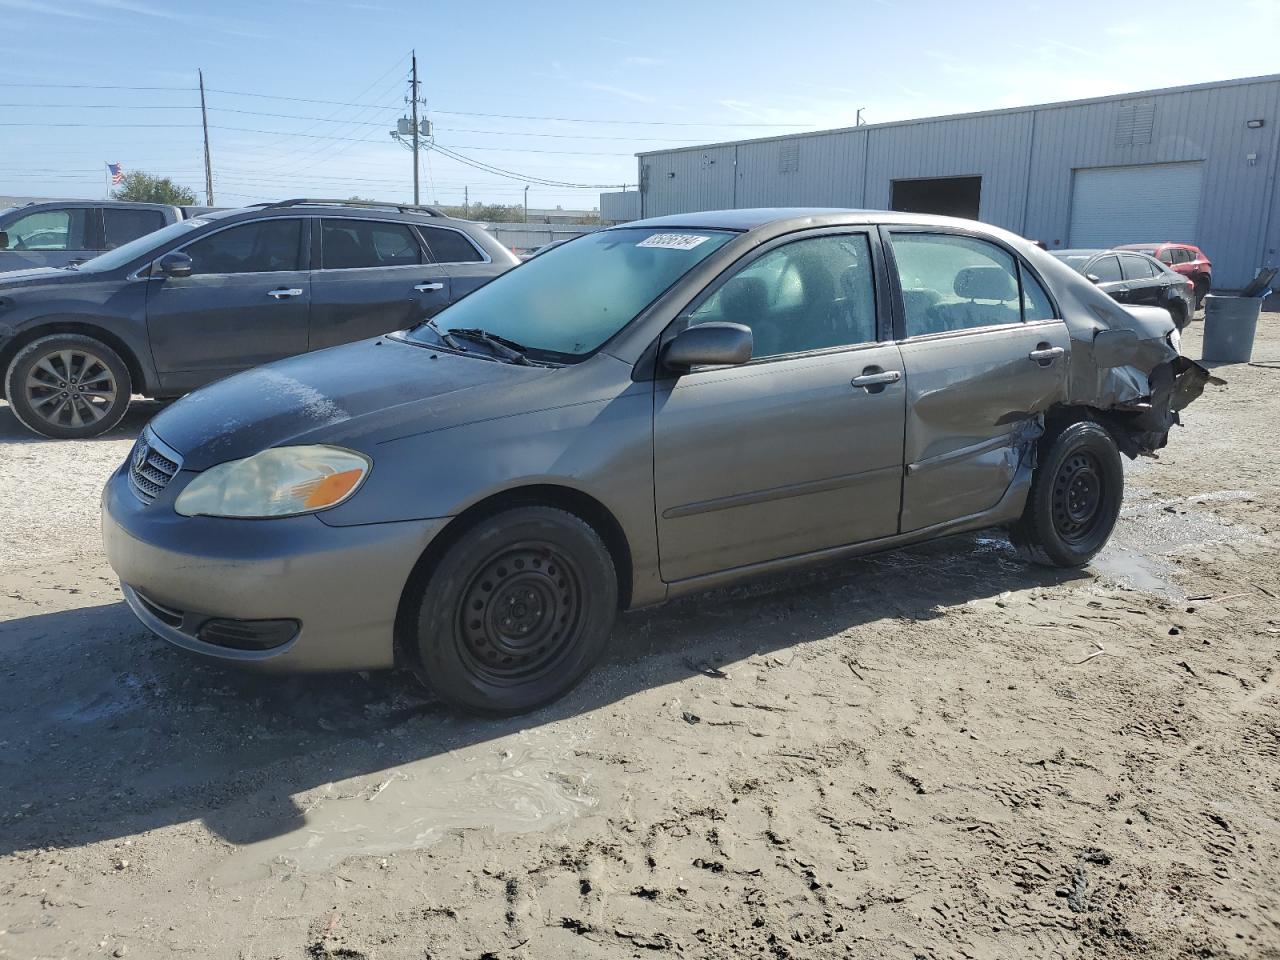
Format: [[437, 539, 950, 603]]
[[406, 227, 735, 360], [73, 218, 209, 272], [1053, 254, 1093, 274]]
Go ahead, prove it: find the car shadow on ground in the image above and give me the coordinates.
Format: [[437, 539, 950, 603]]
[[0, 533, 1089, 858], [0, 399, 169, 444]]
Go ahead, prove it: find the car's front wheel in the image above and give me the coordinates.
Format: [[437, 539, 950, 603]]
[[1009, 420, 1123, 568], [4, 333, 132, 439], [408, 506, 618, 714]]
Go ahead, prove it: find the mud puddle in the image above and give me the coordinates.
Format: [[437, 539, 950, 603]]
[[213, 728, 598, 883]]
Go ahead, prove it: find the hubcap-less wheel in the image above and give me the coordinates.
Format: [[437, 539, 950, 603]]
[[1051, 451, 1103, 544], [457, 543, 584, 683], [23, 348, 117, 430]]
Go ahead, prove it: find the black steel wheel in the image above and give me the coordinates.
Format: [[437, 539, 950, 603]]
[[1010, 420, 1123, 568], [5, 333, 132, 439], [410, 506, 617, 714]]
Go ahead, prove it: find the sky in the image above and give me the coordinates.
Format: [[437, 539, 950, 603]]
[[1, 0, 1278, 211]]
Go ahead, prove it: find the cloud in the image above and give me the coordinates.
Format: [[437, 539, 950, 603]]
[[582, 82, 655, 104], [0, 0, 105, 20], [622, 55, 662, 67]]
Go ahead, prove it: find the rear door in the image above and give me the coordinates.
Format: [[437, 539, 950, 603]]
[[1086, 253, 1126, 301], [309, 217, 450, 351], [1118, 253, 1163, 308], [0, 205, 96, 269], [653, 229, 905, 583], [145, 217, 310, 388], [418, 223, 501, 302], [885, 228, 1069, 532]]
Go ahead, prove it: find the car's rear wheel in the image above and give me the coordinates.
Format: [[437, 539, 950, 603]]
[[1009, 420, 1123, 568], [4, 333, 132, 439], [408, 506, 618, 714]]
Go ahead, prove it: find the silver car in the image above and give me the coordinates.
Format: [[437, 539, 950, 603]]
[[101, 209, 1215, 714]]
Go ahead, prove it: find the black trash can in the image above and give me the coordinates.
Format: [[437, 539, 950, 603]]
[[1201, 294, 1262, 364]]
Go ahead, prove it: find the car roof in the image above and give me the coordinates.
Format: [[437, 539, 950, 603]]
[[213, 200, 473, 227], [617, 208, 1050, 241], [1052, 249, 1106, 257]]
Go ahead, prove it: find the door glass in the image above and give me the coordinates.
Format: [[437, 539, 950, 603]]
[[890, 233, 1021, 335], [419, 225, 483, 263], [5, 208, 90, 251], [1158, 249, 1175, 264], [1174, 248, 1193, 264], [181, 219, 303, 275], [1019, 265, 1056, 320], [321, 219, 423, 269], [688, 233, 877, 358], [1090, 255, 1122, 283], [1120, 254, 1155, 280], [103, 208, 166, 249]]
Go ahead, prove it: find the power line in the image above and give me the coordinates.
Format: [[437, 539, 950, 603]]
[[429, 143, 627, 189], [0, 82, 192, 90], [429, 108, 810, 128]]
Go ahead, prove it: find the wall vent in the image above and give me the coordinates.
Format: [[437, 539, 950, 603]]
[[1114, 102, 1155, 146], [779, 143, 800, 174]]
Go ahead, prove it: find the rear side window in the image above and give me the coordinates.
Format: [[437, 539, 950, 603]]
[[182, 219, 304, 275], [1019, 265, 1056, 320], [4, 207, 91, 251], [890, 233, 1022, 335], [321, 219, 422, 269], [1157, 248, 1175, 264], [420, 225, 483, 263], [1174, 247, 1193, 264], [1089, 255, 1122, 283], [103, 208, 166, 250], [1120, 254, 1156, 280]]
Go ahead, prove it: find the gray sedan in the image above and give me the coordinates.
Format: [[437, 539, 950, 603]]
[[101, 209, 1215, 714]]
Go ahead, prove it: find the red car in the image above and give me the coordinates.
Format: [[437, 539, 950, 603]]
[[1114, 242, 1212, 309]]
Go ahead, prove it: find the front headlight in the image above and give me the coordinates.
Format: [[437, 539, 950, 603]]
[[174, 445, 371, 518]]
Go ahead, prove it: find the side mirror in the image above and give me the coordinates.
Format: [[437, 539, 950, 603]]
[[0, 231, 8, 251], [157, 251, 193, 278], [662, 322, 753, 371], [1086, 273, 1102, 284]]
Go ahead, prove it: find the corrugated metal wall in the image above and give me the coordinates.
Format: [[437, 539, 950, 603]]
[[632, 76, 1280, 288]]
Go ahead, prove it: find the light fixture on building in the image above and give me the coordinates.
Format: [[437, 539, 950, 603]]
[[1246, 119, 1265, 128]]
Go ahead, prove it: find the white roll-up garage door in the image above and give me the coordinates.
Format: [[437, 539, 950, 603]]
[[1068, 161, 1204, 247]]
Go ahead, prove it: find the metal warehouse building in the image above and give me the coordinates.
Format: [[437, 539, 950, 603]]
[[603, 74, 1280, 289]]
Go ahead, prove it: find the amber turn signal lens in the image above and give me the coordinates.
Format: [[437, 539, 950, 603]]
[[295, 469, 365, 509]]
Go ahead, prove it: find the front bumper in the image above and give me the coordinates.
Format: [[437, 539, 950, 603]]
[[101, 464, 448, 671]]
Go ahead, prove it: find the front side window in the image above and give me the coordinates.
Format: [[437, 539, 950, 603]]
[[321, 219, 422, 269], [1174, 247, 1193, 265], [688, 233, 877, 359], [419, 225, 483, 263], [103, 208, 166, 250], [1157, 248, 1175, 264], [410, 227, 733, 360], [182, 219, 303, 275], [891, 233, 1022, 335], [4, 208, 90, 251], [1089, 255, 1123, 283]]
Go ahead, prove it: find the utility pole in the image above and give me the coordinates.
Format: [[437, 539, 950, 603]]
[[410, 51, 420, 205], [463, 185, 468, 218], [199, 69, 214, 205], [523, 184, 529, 222]]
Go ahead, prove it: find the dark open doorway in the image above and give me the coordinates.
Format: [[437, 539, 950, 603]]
[[891, 176, 982, 220]]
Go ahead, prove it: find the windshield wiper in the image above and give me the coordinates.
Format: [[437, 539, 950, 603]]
[[447, 328, 534, 365], [420, 317, 468, 353]]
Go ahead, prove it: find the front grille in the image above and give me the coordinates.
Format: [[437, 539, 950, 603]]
[[127, 428, 183, 505], [134, 589, 184, 628]]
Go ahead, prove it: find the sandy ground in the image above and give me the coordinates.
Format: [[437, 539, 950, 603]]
[[1, 317, 1278, 960]]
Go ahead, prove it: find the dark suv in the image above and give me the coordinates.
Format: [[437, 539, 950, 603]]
[[0, 199, 518, 438]]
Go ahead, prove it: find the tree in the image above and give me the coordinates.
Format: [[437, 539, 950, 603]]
[[113, 171, 197, 205], [437, 202, 526, 222]]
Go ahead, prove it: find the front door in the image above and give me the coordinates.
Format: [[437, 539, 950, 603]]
[[145, 217, 310, 390], [309, 217, 451, 351], [654, 230, 906, 583], [885, 229, 1070, 532], [0, 205, 96, 270]]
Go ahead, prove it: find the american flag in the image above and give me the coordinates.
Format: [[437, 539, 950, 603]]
[[106, 162, 124, 185]]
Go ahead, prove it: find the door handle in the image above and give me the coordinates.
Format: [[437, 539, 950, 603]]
[[414, 281, 445, 292], [851, 369, 901, 391], [266, 287, 303, 299], [1028, 345, 1065, 364]]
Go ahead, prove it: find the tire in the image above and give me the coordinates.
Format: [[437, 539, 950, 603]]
[[4, 333, 132, 439], [1009, 420, 1123, 568], [408, 506, 618, 715]]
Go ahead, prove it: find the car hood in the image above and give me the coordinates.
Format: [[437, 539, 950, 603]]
[[0, 265, 76, 286], [149, 336, 557, 470]]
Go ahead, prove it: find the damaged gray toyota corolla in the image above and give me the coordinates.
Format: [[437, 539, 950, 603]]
[[101, 209, 1216, 714]]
